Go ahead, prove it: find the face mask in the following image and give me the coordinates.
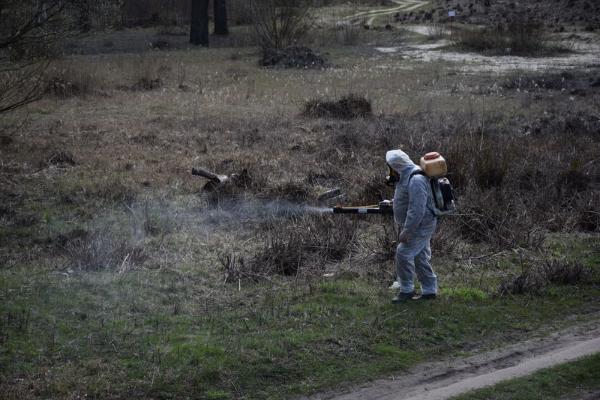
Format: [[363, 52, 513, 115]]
[[386, 164, 399, 186]]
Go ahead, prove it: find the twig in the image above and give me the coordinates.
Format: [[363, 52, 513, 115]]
[[460, 250, 506, 262], [119, 253, 130, 274]]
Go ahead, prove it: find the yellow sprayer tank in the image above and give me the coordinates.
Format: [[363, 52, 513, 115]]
[[420, 152, 447, 178]]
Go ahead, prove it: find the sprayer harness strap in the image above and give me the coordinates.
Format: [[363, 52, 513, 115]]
[[408, 170, 437, 218]]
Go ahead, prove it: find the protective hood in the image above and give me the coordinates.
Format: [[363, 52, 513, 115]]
[[386, 149, 417, 179]]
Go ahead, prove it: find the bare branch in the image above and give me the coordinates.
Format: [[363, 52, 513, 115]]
[[0, 1, 67, 50]]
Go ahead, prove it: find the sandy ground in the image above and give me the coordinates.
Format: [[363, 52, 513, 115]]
[[303, 314, 600, 400], [374, 26, 600, 73]]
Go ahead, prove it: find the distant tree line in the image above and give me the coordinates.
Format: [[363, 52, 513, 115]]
[[0, 0, 312, 114]]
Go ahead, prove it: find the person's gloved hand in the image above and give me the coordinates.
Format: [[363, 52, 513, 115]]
[[398, 230, 410, 243]]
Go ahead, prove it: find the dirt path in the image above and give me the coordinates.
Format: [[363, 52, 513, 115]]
[[304, 316, 600, 400], [345, 1, 430, 26]]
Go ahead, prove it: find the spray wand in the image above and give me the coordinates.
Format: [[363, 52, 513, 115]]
[[321, 200, 394, 215]]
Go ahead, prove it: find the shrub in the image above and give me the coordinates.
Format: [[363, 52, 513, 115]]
[[426, 23, 446, 40], [45, 67, 100, 98], [474, 147, 509, 190], [64, 227, 146, 272], [250, 0, 311, 50], [260, 46, 326, 69], [499, 259, 592, 296], [129, 56, 164, 91], [498, 266, 545, 296], [44, 150, 77, 167], [456, 190, 545, 250], [218, 252, 252, 283], [131, 77, 163, 91], [577, 195, 600, 232], [302, 94, 372, 119], [248, 215, 358, 279], [542, 260, 590, 285], [335, 23, 361, 46], [454, 19, 561, 56]]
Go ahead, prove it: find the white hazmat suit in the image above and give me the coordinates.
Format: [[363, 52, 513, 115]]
[[386, 149, 438, 296]]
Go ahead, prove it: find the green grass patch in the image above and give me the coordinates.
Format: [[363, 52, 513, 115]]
[[1, 262, 599, 399], [452, 353, 600, 400], [442, 287, 488, 301]]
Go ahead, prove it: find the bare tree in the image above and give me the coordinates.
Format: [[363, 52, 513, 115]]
[[0, 0, 70, 114], [250, 0, 311, 50], [214, 0, 229, 35], [190, 0, 209, 46]]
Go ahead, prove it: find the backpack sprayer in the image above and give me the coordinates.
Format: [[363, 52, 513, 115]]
[[322, 152, 456, 217]]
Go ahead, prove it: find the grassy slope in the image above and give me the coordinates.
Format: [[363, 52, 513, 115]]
[[452, 353, 600, 400], [2, 239, 599, 399]]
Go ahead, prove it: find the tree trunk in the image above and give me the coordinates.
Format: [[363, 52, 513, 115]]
[[78, 1, 91, 33], [190, 0, 209, 46], [214, 0, 229, 35]]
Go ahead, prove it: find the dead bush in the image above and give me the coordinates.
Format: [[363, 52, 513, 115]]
[[556, 168, 590, 194], [456, 190, 545, 250], [134, 201, 178, 237], [51, 228, 88, 250], [45, 67, 100, 98], [498, 266, 545, 296], [302, 94, 372, 119], [131, 77, 163, 91], [250, 0, 311, 50], [335, 23, 361, 46], [474, 147, 509, 190], [44, 150, 77, 167], [542, 260, 590, 285], [64, 227, 146, 272], [10, 213, 39, 228], [252, 228, 305, 276], [426, 23, 446, 40], [454, 19, 562, 56], [517, 167, 548, 192], [260, 46, 326, 69], [367, 222, 397, 263], [526, 111, 600, 137], [150, 39, 170, 50], [218, 252, 255, 283], [499, 258, 592, 296], [128, 57, 164, 91], [249, 215, 358, 278], [577, 194, 600, 232], [431, 221, 462, 256]]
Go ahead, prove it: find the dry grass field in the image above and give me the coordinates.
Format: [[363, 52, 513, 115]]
[[1, 3, 600, 399]]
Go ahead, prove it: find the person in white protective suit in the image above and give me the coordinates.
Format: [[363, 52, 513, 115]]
[[386, 149, 438, 303]]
